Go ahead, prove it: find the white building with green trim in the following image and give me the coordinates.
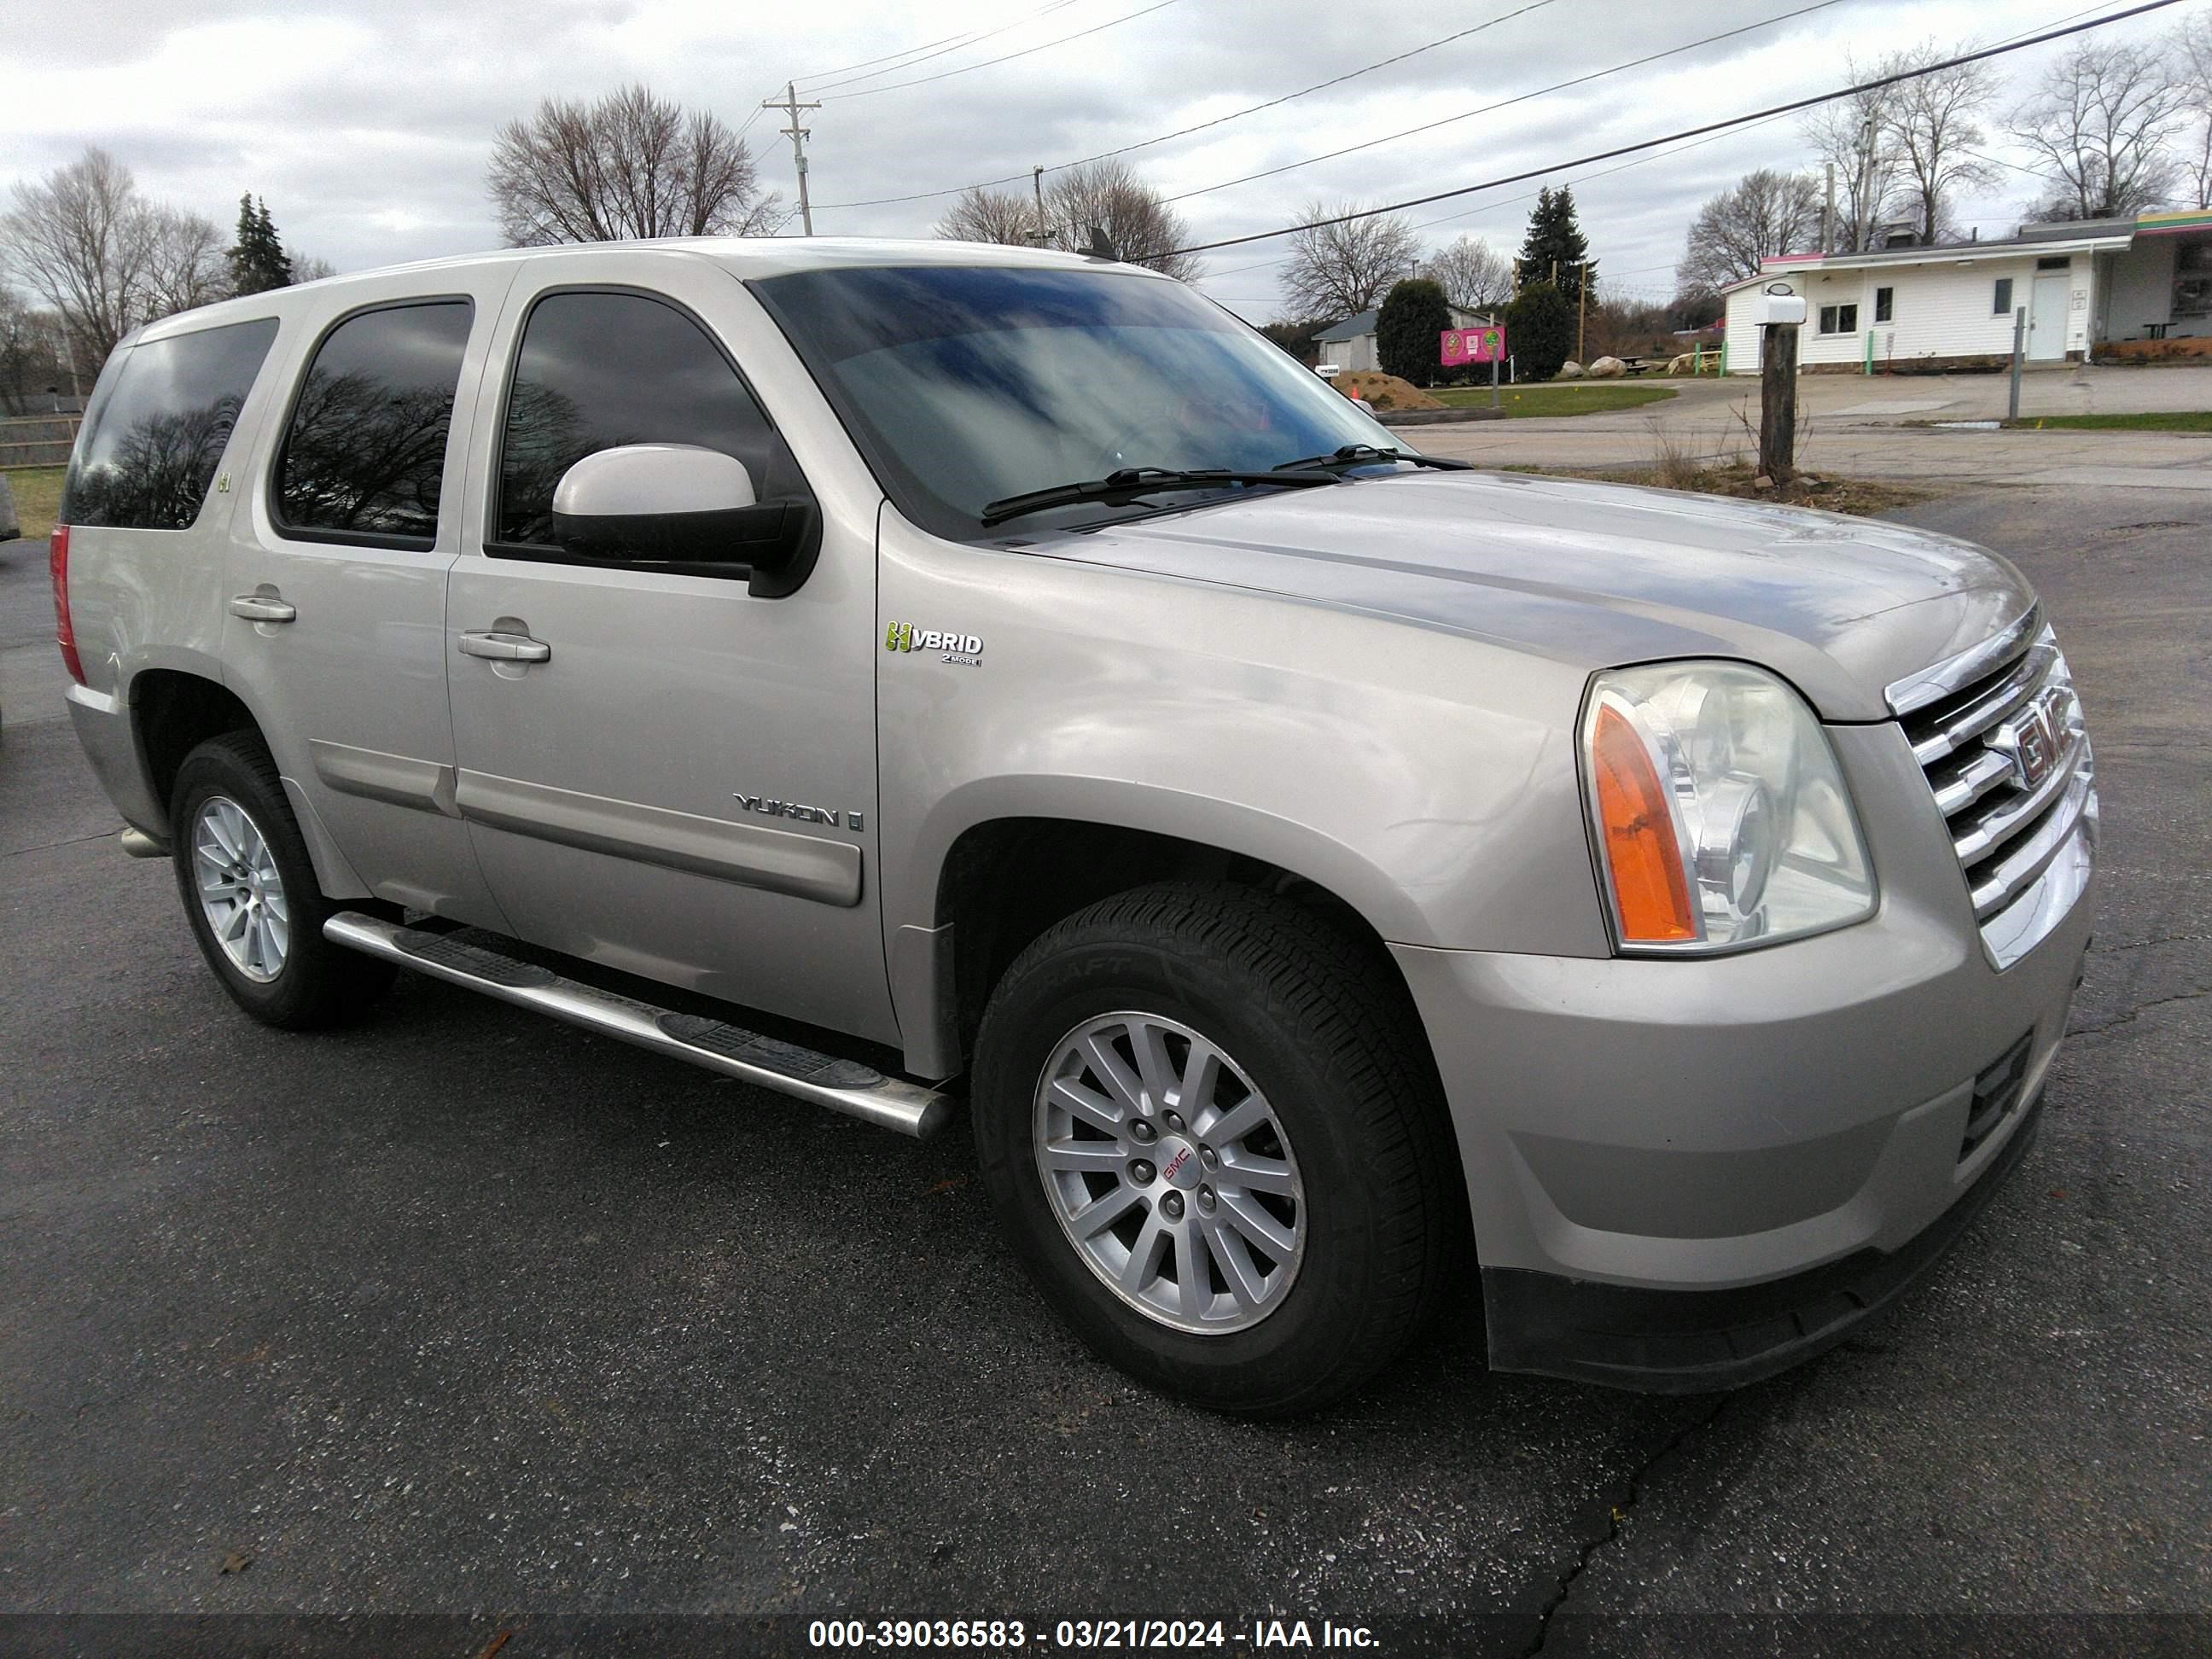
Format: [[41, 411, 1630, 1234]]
[[1718, 208, 2212, 374]]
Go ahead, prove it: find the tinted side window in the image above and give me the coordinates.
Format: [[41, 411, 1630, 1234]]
[[276, 300, 473, 544], [61, 318, 278, 530], [495, 290, 775, 546]]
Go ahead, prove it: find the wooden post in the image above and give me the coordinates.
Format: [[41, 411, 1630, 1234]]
[[1491, 352, 1500, 411], [1759, 319, 1799, 485], [1576, 261, 1587, 366], [2007, 307, 2026, 422]]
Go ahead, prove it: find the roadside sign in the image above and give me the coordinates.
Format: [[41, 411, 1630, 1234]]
[[1441, 326, 1507, 365]]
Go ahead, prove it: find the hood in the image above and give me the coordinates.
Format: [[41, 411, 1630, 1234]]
[[1037, 470, 2034, 721]]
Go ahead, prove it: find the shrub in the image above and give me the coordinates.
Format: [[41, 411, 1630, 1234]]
[[1377, 277, 1454, 385]]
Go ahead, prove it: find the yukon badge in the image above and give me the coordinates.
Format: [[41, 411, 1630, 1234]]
[[885, 620, 984, 667], [732, 793, 859, 830]]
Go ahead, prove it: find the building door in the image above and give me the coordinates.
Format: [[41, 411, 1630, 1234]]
[[2029, 271, 2069, 360]]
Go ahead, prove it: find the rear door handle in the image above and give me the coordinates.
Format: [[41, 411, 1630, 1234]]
[[227, 592, 297, 623], [458, 630, 551, 664]]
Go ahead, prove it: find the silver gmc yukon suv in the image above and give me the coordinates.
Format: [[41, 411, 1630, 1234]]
[[53, 239, 2095, 1413]]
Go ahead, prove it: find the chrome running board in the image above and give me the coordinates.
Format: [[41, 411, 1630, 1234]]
[[323, 911, 952, 1140]]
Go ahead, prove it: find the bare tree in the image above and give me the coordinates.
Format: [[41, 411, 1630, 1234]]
[[291, 253, 339, 283], [140, 207, 230, 318], [1422, 235, 1512, 314], [2011, 40, 2188, 220], [935, 185, 1045, 246], [1801, 64, 1905, 250], [1038, 160, 1202, 281], [489, 84, 783, 245], [1282, 201, 1420, 321], [1887, 43, 2003, 244], [0, 289, 69, 414], [1674, 169, 1822, 295], [2177, 7, 2212, 210], [3, 148, 154, 367]]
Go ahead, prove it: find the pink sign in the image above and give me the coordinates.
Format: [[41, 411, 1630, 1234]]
[[1441, 326, 1507, 365]]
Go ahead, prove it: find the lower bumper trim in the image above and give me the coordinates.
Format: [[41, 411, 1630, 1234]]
[[1482, 1094, 2045, 1393]]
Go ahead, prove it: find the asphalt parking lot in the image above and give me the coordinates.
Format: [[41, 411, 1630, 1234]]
[[2, 478, 2207, 1657]]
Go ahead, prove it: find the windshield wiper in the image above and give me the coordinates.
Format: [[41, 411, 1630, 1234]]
[[1272, 444, 1472, 473], [980, 466, 1340, 528]]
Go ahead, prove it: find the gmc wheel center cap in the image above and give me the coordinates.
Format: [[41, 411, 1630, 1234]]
[[1156, 1137, 1202, 1190]]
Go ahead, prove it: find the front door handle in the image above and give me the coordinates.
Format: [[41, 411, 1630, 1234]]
[[458, 630, 551, 664], [227, 591, 296, 623]]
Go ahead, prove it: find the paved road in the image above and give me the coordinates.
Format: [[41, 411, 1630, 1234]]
[[2, 482, 2207, 1656]]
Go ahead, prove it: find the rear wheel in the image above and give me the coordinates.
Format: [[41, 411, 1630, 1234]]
[[171, 731, 394, 1028], [972, 882, 1458, 1415]]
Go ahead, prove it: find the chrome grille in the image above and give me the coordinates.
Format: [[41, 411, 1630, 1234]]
[[1895, 618, 2096, 967]]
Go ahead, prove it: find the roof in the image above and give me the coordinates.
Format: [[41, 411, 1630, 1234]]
[[1716, 217, 2145, 294], [135, 236, 1165, 341], [1315, 308, 1381, 342]]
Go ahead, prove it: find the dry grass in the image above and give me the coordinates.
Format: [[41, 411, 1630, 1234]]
[[1513, 459, 1926, 518], [4, 466, 64, 542]]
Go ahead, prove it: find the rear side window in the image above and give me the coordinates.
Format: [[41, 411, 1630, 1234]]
[[493, 289, 776, 547], [275, 300, 474, 546], [61, 318, 278, 530]]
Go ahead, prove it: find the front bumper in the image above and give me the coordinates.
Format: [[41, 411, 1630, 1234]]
[[1392, 720, 2093, 1391]]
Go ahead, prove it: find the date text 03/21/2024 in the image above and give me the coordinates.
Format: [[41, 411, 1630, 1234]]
[[806, 1619, 1380, 1650]]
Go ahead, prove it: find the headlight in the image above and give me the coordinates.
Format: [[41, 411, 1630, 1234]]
[[1580, 661, 1875, 952]]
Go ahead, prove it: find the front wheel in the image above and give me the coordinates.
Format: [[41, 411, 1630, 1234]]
[[171, 731, 394, 1029], [972, 883, 1459, 1415]]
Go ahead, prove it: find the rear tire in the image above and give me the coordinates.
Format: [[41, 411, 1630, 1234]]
[[170, 731, 394, 1029], [972, 882, 1458, 1416]]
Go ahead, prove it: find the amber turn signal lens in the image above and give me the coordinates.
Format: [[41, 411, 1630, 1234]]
[[1591, 701, 1697, 943]]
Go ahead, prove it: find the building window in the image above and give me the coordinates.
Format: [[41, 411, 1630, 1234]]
[[1874, 287, 1894, 323], [1818, 303, 1859, 335], [2037, 256, 2070, 271], [1993, 277, 2014, 315]]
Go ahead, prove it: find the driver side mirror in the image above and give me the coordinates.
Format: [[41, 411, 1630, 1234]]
[[550, 443, 818, 594]]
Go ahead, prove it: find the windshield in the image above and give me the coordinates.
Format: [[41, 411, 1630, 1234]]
[[751, 264, 1402, 538]]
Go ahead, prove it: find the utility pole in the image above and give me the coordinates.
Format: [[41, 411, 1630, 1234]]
[[1822, 162, 1836, 253], [1032, 165, 1051, 245], [764, 82, 821, 236], [1854, 115, 1877, 251]]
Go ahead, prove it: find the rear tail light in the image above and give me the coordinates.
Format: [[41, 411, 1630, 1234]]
[[50, 523, 85, 685]]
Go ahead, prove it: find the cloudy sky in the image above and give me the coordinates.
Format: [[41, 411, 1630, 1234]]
[[0, 0, 2192, 319]]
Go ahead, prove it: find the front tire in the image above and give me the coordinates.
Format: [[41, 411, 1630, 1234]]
[[972, 883, 1458, 1415], [170, 731, 394, 1029]]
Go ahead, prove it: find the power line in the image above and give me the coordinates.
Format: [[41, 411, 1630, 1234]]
[[795, 0, 1081, 90], [822, 0, 1185, 102], [1190, 0, 2147, 306], [1162, 0, 2189, 256], [1160, 0, 1855, 205], [812, 0, 1560, 210]]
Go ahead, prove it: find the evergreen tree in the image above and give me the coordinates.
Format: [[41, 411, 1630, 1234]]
[[227, 195, 294, 295], [1376, 277, 1453, 385], [1504, 282, 1575, 381], [1516, 186, 1596, 306]]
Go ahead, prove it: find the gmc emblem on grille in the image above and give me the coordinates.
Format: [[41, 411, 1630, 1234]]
[[1996, 698, 2061, 791]]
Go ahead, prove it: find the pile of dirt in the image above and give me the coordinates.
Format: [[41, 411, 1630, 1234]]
[[1336, 371, 1443, 411]]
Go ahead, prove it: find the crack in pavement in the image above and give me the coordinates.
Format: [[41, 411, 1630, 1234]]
[[2089, 934, 2212, 954], [1521, 1394, 1735, 1656], [2068, 986, 2212, 1039], [3, 830, 126, 858]]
